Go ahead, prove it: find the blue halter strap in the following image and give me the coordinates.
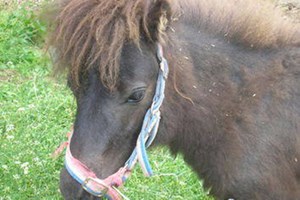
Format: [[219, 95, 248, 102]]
[[124, 43, 169, 177]]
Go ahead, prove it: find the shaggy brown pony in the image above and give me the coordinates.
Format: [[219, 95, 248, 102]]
[[48, 0, 300, 199]]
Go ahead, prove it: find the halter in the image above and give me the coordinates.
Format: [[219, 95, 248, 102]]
[[55, 43, 169, 199]]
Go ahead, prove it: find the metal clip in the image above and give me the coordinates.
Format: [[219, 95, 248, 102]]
[[82, 177, 109, 197], [160, 58, 169, 79], [156, 43, 163, 62]]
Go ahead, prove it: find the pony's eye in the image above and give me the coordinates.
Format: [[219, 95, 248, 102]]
[[127, 89, 146, 103]]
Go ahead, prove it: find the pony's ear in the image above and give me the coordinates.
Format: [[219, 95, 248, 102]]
[[144, 0, 172, 42]]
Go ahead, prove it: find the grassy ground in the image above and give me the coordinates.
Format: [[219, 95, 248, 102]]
[[0, 2, 212, 200]]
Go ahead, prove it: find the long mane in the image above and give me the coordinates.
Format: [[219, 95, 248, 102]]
[[173, 0, 300, 48], [48, 0, 300, 89], [49, 0, 159, 90]]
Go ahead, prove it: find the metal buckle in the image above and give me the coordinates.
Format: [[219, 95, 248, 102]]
[[81, 177, 109, 197]]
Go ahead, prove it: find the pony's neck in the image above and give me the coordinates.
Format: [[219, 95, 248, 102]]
[[159, 24, 247, 194]]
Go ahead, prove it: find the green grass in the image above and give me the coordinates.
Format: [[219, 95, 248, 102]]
[[0, 2, 213, 199]]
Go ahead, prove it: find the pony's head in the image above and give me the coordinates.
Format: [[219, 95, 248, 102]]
[[49, 0, 172, 198]]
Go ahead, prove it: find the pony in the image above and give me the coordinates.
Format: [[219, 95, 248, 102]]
[[48, 0, 300, 199]]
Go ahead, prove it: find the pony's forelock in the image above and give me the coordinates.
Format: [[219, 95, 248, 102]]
[[48, 0, 170, 90]]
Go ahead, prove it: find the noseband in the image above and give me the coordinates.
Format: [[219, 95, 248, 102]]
[[58, 43, 169, 199]]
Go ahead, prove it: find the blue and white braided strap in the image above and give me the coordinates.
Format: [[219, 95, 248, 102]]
[[125, 43, 169, 177]]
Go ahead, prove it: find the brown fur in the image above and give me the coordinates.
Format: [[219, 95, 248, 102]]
[[173, 0, 300, 48], [52, 0, 300, 199], [48, 0, 170, 90], [48, 0, 300, 90]]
